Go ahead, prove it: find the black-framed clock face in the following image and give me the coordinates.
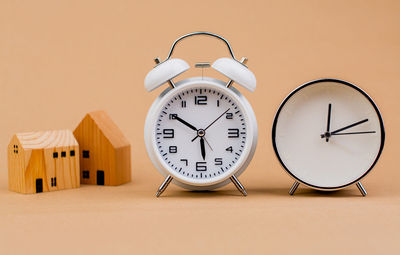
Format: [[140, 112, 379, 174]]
[[272, 79, 385, 190]]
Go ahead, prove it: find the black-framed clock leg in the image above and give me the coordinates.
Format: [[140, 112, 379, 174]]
[[230, 175, 247, 196], [356, 182, 367, 196], [156, 175, 173, 197], [289, 181, 300, 195]]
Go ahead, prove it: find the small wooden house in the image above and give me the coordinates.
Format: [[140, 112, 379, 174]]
[[8, 130, 80, 194], [74, 110, 131, 186]]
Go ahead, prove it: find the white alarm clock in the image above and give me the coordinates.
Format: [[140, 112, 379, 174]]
[[144, 32, 258, 197], [272, 79, 385, 196]]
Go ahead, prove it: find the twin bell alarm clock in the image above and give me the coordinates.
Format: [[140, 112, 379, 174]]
[[144, 32, 258, 197]]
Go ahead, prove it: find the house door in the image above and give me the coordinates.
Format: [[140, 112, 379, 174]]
[[97, 170, 104, 185], [36, 178, 43, 193]]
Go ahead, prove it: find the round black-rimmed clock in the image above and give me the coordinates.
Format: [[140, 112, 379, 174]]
[[272, 79, 385, 196]]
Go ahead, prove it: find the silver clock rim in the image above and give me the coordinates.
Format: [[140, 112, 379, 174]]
[[271, 78, 385, 191], [145, 77, 258, 190]]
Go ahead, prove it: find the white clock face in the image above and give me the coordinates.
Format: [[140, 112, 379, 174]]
[[153, 84, 248, 184], [273, 80, 384, 189]]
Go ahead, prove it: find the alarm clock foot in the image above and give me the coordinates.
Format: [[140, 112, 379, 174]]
[[156, 175, 173, 197], [356, 182, 367, 196], [289, 181, 300, 195], [230, 175, 247, 196]]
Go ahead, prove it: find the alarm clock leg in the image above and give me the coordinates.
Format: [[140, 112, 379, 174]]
[[230, 175, 247, 196], [156, 175, 173, 197], [356, 182, 367, 196], [289, 181, 300, 195]]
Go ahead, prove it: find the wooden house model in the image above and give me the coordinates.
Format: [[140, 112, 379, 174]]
[[8, 130, 80, 194], [74, 110, 131, 186]]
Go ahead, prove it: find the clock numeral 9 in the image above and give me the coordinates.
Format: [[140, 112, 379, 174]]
[[195, 96, 207, 105], [226, 113, 233, 119], [214, 158, 223, 165], [196, 162, 207, 171], [228, 128, 239, 138], [163, 129, 174, 139], [169, 146, 177, 153]]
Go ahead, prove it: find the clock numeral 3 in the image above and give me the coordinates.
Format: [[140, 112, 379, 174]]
[[228, 128, 239, 138], [163, 129, 174, 139], [169, 146, 177, 153], [214, 158, 223, 165], [195, 96, 207, 105], [196, 162, 207, 171]]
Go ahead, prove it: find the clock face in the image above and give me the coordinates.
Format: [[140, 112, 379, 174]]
[[273, 79, 384, 189], [153, 84, 249, 185]]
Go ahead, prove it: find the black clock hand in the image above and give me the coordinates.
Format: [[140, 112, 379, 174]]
[[321, 119, 369, 138], [332, 131, 376, 136], [204, 108, 230, 131], [174, 116, 197, 131], [200, 137, 206, 160], [325, 103, 332, 142], [191, 108, 230, 142]]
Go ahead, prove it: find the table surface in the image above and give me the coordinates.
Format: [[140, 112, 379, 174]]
[[1, 1, 399, 254]]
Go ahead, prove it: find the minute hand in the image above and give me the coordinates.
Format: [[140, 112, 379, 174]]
[[174, 116, 197, 131], [330, 119, 369, 135]]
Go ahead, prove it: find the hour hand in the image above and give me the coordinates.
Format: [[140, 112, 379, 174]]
[[173, 115, 197, 131], [200, 137, 206, 160]]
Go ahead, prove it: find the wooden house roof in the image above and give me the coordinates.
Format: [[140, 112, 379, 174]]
[[13, 130, 78, 149], [81, 110, 130, 149]]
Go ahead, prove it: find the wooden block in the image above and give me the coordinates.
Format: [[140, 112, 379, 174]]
[[8, 130, 80, 194], [73, 110, 131, 186]]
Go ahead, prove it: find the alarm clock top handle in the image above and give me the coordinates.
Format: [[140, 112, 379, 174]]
[[145, 31, 256, 92], [165, 32, 237, 61]]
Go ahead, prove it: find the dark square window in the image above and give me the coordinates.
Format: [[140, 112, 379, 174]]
[[53, 152, 58, 158], [61, 151, 66, 157], [83, 150, 89, 158], [83, 171, 90, 179], [51, 177, 57, 187], [70, 150, 75, 156]]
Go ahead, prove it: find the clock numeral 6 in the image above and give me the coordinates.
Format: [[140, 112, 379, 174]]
[[163, 129, 174, 139], [226, 112, 233, 119], [196, 162, 207, 171], [195, 96, 207, 105], [214, 158, 223, 165], [228, 128, 239, 138], [169, 146, 177, 153]]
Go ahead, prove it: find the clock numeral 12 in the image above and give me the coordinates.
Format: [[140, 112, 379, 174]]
[[195, 96, 207, 105]]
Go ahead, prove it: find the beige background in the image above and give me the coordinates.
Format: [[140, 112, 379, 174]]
[[1, 0, 399, 254]]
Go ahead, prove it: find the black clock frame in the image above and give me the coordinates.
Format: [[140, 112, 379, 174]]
[[271, 78, 385, 190]]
